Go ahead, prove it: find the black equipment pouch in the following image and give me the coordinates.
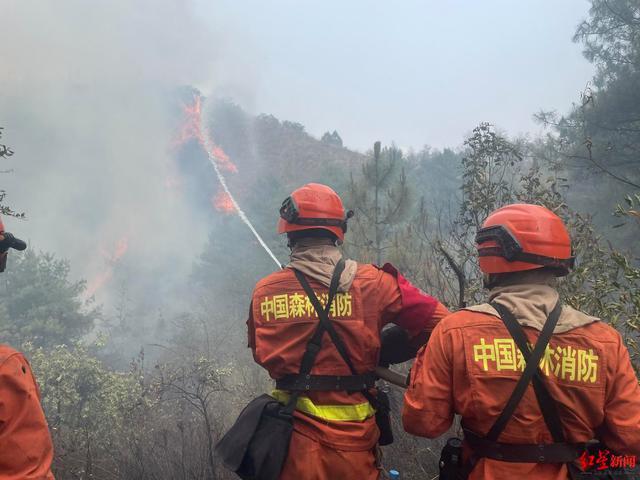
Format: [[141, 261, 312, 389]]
[[379, 325, 420, 368], [291, 265, 393, 446], [215, 393, 295, 480], [374, 389, 394, 446], [215, 260, 345, 480], [439, 437, 464, 480]]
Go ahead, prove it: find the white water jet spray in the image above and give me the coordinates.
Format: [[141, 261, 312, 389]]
[[200, 101, 283, 269]]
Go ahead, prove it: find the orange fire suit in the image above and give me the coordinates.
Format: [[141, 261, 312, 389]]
[[403, 300, 640, 480], [0, 344, 55, 480], [248, 262, 449, 480]]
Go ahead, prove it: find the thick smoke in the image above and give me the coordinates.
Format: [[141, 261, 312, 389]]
[[0, 1, 221, 310]]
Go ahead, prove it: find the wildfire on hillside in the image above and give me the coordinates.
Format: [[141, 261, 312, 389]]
[[85, 236, 129, 298], [175, 94, 238, 173], [212, 191, 235, 214], [211, 145, 238, 173], [173, 93, 240, 212]]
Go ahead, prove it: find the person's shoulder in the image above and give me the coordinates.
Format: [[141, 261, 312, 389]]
[[566, 310, 623, 344], [349, 263, 404, 293], [253, 268, 296, 292], [356, 262, 413, 284], [355, 263, 383, 279], [436, 306, 499, 333]]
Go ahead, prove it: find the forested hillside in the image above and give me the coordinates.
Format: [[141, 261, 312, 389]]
[[0, 1, 639, 478]]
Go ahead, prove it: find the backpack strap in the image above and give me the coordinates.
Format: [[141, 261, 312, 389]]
[[490, 302, 585, 480], [291, 263, 379, 407], [461, 301, 586, 479], [485, 301, 562, 441], [490, 301, 566, 442], [293, 264, 358, 375], [280, 259, 345, 415]]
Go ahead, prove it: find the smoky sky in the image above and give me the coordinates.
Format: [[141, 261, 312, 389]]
[[0, 0, 220, 306], [197, 0, 595, 151]]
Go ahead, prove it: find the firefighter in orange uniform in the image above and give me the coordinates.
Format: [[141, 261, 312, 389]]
[[403, 204, 640, 479], [0, 218, 55, 480], [247, 183, 449, 480]]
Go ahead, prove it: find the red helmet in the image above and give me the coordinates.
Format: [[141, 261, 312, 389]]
[[476, 203, 574, 276], [278, 183, 352, 242]]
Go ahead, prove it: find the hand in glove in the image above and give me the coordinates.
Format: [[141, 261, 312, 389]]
[[379, 325, 421, 367]]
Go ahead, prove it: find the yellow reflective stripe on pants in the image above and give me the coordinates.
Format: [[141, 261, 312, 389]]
[[272, 389, 375, 422]]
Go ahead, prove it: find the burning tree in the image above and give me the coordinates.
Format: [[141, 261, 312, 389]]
[[85, 237, 130, 299]]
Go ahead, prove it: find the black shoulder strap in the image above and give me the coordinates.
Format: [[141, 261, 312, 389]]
[[293, 259, 378, 408], [281, 260, 345, 415], [292, 262, 359, 376], [293, 265, 380, 409], [485, 301, 562, 442], [491, 301, 566, 443]]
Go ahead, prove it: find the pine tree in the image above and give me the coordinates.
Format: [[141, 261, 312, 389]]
[[346, 141, 410, 264]]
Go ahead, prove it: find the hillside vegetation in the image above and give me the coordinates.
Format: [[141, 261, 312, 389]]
[[1, 1, 639, 478]]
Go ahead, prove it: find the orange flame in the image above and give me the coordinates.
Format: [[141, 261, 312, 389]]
[[174, 94, 239, 175], [85, 236, 130, 298], [174, 94, 204, 146], [111, 237, 129, 262], [173, 94, 241, 215], [212, 192, 235, 214], [211, 145, 238, 173]]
